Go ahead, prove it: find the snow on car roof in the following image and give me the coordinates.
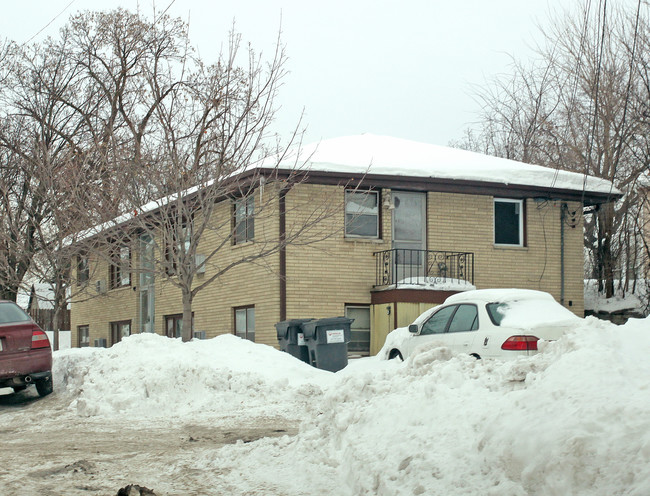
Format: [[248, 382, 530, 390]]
[[445, 288, 557, 304]]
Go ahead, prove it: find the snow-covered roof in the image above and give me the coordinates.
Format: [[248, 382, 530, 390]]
[[70, 134, 620, 244], [271, 134, 619, 198]]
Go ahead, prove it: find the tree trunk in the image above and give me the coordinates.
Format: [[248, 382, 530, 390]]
[[597, 205, 616, 298], [181, 290, 193, 342]]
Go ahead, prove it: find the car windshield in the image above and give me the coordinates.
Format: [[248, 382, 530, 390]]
[[0, 302, 32, 324]]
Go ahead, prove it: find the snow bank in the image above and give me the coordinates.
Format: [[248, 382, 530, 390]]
[[290, 316, 650, 495], [53, 333, 332, 418], [51, 317, 650, 494]]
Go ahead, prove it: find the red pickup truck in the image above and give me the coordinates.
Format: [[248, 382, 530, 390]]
[[0, 301, 53, 397]]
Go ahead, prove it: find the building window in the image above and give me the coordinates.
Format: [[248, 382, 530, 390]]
[[234, 197, 255, 244], [494, 198, 524, 246], [77, 253, 89, 285], [345, 190, 379, 238], [109, 245, 131, 289], [345, 305, 370, 354], [110, 320, 131, 345], [78, 325, 90, 348], [234, 306, 255, 342], [165, 223, 192, 275], [165, 313, 193, 338]]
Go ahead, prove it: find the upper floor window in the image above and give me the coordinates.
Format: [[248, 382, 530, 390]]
[[109, 245, 131, 289], [77, 253, 89, 285], [345, 190, 379, 238], [234, 196, 255, 244], [494, 198, 524, 246], [165, 223, 192, 274]]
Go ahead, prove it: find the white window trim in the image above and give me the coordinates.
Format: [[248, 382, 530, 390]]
[[494, 198, 524, 247], [344, 190, 380, 239]]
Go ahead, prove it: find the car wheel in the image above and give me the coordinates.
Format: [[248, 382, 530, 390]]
[[388, 349, 403, 361], [35, 377, 53, 397], [12, 385, 27, 393]]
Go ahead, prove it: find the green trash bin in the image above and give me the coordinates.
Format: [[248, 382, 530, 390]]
[[275, 319, 313, 363], [301, 317, 354, 372]]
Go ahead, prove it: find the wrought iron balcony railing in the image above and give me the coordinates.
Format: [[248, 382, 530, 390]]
[[373, 249, 475, 288]]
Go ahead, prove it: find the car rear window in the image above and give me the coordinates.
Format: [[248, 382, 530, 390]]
[[0, 302, 32, 324], [486, 303, 507, 326]]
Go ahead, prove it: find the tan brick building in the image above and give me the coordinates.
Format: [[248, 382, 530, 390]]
[[70, 135, 618, 355]]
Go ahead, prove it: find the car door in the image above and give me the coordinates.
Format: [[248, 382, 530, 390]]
[[408, 304, 457, 355], [445, 304, 479, 354]]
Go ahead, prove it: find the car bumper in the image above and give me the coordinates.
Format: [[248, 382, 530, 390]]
[[0, 349, 53, 385]]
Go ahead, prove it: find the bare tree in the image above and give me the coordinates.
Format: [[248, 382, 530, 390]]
[[458, 1, 650, 299], [115, 27, 340, 342]]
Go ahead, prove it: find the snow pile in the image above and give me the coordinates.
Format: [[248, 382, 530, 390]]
[[584, 279, 648, 315], [289, 316, 650, 495], [50, 316, 650, 494], [53, 333, 332, 418]]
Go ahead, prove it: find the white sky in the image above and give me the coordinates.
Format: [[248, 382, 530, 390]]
[[0, 0, 638, 146]]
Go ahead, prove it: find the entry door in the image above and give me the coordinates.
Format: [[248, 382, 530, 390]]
[[392, 192, 426, 282]]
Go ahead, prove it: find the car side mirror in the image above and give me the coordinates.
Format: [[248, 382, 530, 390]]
[[408, 324, 418, 334]]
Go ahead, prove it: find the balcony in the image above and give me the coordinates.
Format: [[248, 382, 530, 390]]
[[373, 249, 475, 288]]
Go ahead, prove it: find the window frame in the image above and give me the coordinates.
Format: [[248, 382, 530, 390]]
[[109, 245, 131, 289], [110, 320, 131, 346], [233, 196, 255, 245], [344, 189, 380, 239], [76, 253, 90, 286], [165, 221, 192, 275], [234, 305, 255, 342], [345, 304, 371, 354], [494, 198, 525, 247], [164, 313, 194, 338], [77, 324, 90, 348]]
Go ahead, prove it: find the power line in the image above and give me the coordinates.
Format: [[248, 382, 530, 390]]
[[22, 0, 77, 46]]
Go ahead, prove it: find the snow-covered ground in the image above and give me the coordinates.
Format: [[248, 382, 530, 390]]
[[2, 316, 649, 495], [585, 279, 648, 316]]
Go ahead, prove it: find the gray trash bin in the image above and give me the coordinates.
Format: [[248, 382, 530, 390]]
[[275, 319, 313, 363], [301, 317, 354, 372]]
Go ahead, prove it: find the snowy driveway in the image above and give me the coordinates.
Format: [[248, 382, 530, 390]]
[[0, 388, 297, 495]]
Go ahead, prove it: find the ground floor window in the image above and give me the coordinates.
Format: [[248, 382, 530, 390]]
[[234, 306, 255, 342], [78, 325, 90, 348], [165, 313, 194, 338], [345, 305, 371, 354], [110, 320, 131, 345]]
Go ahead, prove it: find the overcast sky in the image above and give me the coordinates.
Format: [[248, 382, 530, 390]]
[[0, 1, 637, 147]]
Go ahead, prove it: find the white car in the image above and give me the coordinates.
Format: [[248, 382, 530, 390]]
[[380, 289, 580, 360]]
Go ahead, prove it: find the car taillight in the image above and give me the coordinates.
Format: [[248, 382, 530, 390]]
[[501, 335, 539, 351], [31, 329, 51, 349]]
